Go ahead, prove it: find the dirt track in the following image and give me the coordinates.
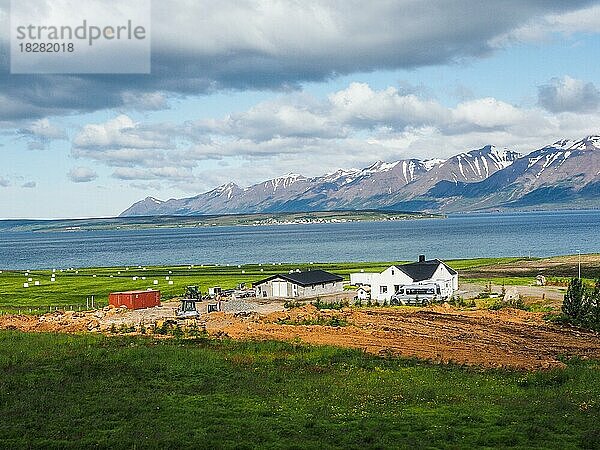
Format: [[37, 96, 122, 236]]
[[2, 304, 600, 370]]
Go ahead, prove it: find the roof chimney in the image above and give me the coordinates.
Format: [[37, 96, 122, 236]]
[[419, 255, 426, 263]]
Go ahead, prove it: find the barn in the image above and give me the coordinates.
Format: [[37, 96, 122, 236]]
[[108, 290, 161, 310], [254, 269, 344, 299]]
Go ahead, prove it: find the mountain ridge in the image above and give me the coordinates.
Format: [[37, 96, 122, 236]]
[[121, 136, 600, 216]]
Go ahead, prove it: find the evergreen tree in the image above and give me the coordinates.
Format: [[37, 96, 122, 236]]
[[588, 279, 600, 327], [562, 278, 588, 321]]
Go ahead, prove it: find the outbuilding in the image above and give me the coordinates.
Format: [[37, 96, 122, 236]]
[[254, 269, 344, 299], [356, 286, 371, 300], [108, 290, 161, 310]]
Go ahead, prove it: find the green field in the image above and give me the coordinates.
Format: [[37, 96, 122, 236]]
[[0, 331, 598, 449], [0, 258, 525, 313]]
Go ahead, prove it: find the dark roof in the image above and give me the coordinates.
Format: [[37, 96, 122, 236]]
[[254, 269, 344, 287], [397, 259, 457, 282]]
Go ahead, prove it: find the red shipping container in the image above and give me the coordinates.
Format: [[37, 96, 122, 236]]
[[108, 290, 161, 310]]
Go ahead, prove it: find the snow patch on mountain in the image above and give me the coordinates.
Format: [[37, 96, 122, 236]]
[[209, 182, 241, 200], [423, 158, 444, 171], [263, 173, 306, 192], [147, 197, 163, 205]]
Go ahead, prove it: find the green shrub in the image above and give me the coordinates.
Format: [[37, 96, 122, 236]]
[[562, 278, 588, 321], [490, 296, 526, 311], [560, 278, 600, 331], [284, 300, 303, 309]]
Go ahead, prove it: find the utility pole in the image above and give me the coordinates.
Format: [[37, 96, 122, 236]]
[[578, 251, 581, 280]]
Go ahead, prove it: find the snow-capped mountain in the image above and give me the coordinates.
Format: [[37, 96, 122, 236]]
[[425, 136, 600, 210], [384, 145, 522, 206], [120, 136, 600, 216]]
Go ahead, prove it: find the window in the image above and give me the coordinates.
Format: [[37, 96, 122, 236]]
[[380, 286, 388, 294], [391, 270, 395, 275], [405, 288, 434, 295]]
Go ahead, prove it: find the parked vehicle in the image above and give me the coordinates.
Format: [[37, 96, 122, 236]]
[[390, 283, 441, 306]]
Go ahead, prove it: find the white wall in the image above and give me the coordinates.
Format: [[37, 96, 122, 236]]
[[371, 266, 413, 301], [350, 272, 375, 285]]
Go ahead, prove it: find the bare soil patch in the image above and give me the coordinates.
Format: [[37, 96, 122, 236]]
[[203, 305, 600, 370], [3, 302, 600, 370]]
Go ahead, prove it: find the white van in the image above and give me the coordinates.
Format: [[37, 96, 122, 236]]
[[390, 283, 442, 305]]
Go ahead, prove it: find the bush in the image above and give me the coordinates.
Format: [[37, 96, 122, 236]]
[[562, 278, 588, 321], [284, 300, 303, 309], [490, 295, 526, 311], [449, 295, 466, 307], [561, 278, 600, 330], [587, 279, 600, 326], [311, 300, 344, 310]]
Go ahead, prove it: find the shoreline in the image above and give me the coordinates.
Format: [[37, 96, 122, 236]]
[[0, 210, 444, 233]]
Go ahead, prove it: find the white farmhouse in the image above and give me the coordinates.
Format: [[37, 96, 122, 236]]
[[351, 256, 458, 301]]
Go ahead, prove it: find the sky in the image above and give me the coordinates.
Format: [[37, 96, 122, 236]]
[[1, 0, 600, 219]]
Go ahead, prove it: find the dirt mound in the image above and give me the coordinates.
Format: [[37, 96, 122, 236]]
[[264, 304, 344, 324], [0, 311, 100, 333], [4, 304, 600, 370], [205, 306, 600, 370]]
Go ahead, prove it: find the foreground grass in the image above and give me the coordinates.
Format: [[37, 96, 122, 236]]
[[0, 331, 599, 449], [0, 258, 522, 312]]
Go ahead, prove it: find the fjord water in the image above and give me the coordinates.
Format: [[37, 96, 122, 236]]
[[0, 210, 598, 270]]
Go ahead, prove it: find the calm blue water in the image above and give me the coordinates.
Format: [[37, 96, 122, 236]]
[[0, 210, 598, 270]]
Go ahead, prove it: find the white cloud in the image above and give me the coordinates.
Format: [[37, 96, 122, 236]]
[[493, 4, 600, 45], [17, 118, 67, 149], [121, 92, 170, 111], [68, 80, 600, 189], [0, 1, 596, 121], [328, 83, 449, 130], [196, 95, 345, 141], [538, 76, 600, 113], [21, 181, 36, 188], [112, 167, 192, 181], [68, 167, 98, 183], [0, 176, 9, 187], [73, 115, 172, 150]]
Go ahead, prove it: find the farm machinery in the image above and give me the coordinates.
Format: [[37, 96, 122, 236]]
[[176, 285, 202, 319]]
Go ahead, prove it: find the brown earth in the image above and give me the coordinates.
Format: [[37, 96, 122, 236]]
[[203, 305, 600, 370], [2, 303, 600, 370]]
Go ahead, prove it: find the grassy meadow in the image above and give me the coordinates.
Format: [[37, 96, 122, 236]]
[[0, 258, 525, 313], [1, 331, 599, 449]]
